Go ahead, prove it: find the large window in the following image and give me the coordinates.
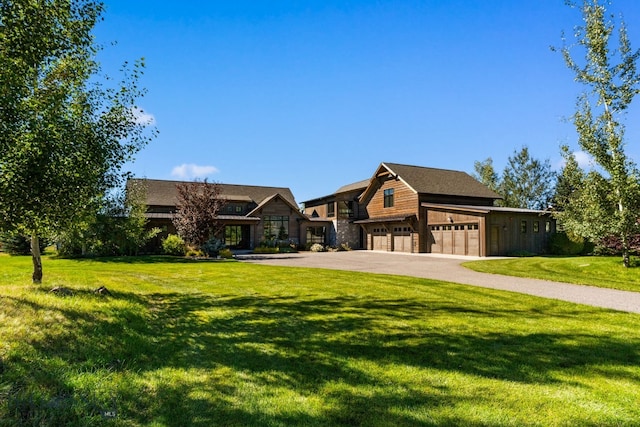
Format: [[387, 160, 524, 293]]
[[225, 225, 247, 248], [338, 201, 354, 218], [306, 226, 326, 244], [263, 215, 289, 240], [384, 189, 394, 208]]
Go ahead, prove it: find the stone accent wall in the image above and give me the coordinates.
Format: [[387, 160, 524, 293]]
[[335, 219, 360, 249]]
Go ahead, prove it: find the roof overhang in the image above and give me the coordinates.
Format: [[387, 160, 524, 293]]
[[421, 203, 552, 216], [353, 215, 416, 224]]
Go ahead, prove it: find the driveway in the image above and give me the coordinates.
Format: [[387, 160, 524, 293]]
[[236, 250, 640, 314]]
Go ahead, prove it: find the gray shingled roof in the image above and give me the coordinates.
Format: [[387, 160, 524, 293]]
[[382, 162, 501, 199], [335, 179, 370, 194], [129, 178, 298, 207]]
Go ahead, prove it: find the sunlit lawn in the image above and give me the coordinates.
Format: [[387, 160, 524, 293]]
[[463, 255, 640, 292], [1, 253, 639, 426]]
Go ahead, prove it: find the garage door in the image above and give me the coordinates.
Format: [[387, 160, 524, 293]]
[[372, 228, 387, 251], [429, 224, 479, 256], [393, 226, 412, 253]]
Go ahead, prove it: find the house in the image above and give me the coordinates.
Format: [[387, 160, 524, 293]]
[[134, 161, 556, 256], [130, 178, 309, 250], [301, 162, 556, 256]]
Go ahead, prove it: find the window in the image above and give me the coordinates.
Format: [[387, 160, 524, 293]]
[[306, 226, 326, 244], [533, 221, 540, 233], [236, 205, 243, 213], [338, 201, 354, 218], [521, 220, 527, 234], [263, 215, 289, 240], [225, 225, 243, 247], [327, 202, 335, 217], [546, 221, 551, 233], [384, 188, 394, 208]]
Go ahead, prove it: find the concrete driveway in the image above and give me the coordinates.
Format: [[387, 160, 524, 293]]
[[236, 250, 640, 314]]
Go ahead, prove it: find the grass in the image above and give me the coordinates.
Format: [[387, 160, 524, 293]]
[[462, 255, 640, 292], [1, 253, 639, 426]]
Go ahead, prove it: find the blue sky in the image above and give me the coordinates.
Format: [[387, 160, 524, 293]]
[[93, 0, 640, 203]]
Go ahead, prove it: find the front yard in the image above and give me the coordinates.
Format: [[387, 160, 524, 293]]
[[463, 255, 640, 292], [1, 254, 639, 426]]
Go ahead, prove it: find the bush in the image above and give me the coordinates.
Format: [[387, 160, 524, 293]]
[[310, 243, 325, 252], [162, 234, 186, 256], [219, 248, 234, 259], [202, 237, 225, 257], [253, 246, 279, 254], [548, 232, 589, 255]]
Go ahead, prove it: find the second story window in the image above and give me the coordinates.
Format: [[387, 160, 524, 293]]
[[327, 202, 335, 217], [384, 188, 394, 208], [339, 201, 354, 218]]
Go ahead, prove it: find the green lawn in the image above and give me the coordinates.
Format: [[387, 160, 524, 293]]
[[1, 254, 639, 426], [462, 255, 640, 292]]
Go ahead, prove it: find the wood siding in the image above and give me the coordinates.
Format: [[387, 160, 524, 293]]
[[366, 178, 419, 218], [485, 212, 555, 256]]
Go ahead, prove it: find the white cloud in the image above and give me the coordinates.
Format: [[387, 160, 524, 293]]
[[171, 163, 219, 180], [573, 150, 593, 169], [131, 106, 156, 125]]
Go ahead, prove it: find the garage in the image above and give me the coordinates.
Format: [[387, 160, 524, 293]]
[[392, 226, 413, 253], [429, 223, 479, 256], [372, 227, 387, 251]]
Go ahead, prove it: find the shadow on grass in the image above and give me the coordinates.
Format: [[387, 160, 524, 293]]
[[2, 290, 639, 426], [58, 255, 228, 264]]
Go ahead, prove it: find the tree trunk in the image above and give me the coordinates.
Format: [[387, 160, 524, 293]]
[[31, 234, 43, 283], [621, 233, 631, 268]]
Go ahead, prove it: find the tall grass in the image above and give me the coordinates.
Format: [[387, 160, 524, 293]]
[[1, 254, 639, 426]]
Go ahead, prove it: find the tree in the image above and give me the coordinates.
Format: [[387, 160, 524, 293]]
[[552, 146, 586, 212], [473, 158, 500, 193], [499, 146, 556, 210], [558, 0, 640, 267], [56, 181, 159, 257], [172, 180, 226, 251], [0, 0, 155, 281]]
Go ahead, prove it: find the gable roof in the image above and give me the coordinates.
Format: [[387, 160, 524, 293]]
[[360, 162, 501, 201], [247, 193, 307, 219], [129, 178, 299, 208]]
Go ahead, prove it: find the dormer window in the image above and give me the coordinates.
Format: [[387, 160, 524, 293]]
[[384, 189, 394, 208]]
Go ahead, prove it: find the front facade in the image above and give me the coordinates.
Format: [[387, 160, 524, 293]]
[[131, 179, 310, 251], [302, 162, 556, 256], [135, 162, 555, 257]]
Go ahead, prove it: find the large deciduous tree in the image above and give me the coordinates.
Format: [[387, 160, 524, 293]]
[[558, 0, 640, 267], [172, 180, 226, 251], [0, 0, 155, 282]]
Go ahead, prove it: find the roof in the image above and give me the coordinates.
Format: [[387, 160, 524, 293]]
[[129, 178, 299, 208], [335, 179, 370, 194], [364, 162, 501, 200], [421, 202, 552, 215]]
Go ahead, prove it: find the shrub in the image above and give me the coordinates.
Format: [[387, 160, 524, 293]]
[[253, 246, 279, 254], [219, 248, 234, 259], [340, 242, 352, 251], [162, 234, 186, 256], [548, 232, 589, 255], [202, 237, 225, 257], [310, 243, 325, 252]]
